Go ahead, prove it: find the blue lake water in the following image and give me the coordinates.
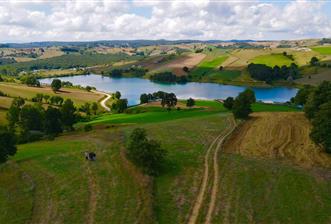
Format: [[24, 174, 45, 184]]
[[40, 74, 298, 105]]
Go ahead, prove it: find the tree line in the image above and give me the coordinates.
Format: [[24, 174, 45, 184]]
[[247, 63, 299, 83], [292, 81, 331, 153], [149, 71, 188, 83]]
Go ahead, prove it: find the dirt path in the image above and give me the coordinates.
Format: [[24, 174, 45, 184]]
[[204, 118, 236, 224], [92, 90, 111, 111], [187, 118, 236, 224]]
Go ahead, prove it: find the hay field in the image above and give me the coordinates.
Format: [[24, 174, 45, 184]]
[[224, 112, 331, 168], [0, 83, 104, 106], [150, 53, 206, 76]]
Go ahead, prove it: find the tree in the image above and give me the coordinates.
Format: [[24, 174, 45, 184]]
[[44, 107, 62, 136], [310, 57, 319, 66], [310, 102, 331, 153], [126, 128, 167, 175], [114, 91, 121, 100], [91, 102, 98, 115], [7, 97, 25, 129], [219, 66, 223, 71], [292, 85, 314, 105], [51, 79, 62, 92], [43, 95, 50, 103], [183, 66, 189, 72], [110, 69, 122, 77], [49, 96, 63, 105], [61, 99, 76, 130], [161, 93, 177, 110], [111, 99, 128, 113], [304, 81, 331, 120], [0, 127, 17, 163], [20, 104, 44, 131], [80, 102, 91, 115], [232, 89, 256, 119], [186, 98, 195, 108], [140, 93, 149, 104], [223, 97, 234, 110]]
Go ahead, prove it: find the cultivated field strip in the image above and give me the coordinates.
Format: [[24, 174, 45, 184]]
[[187, 117, 236, 224]]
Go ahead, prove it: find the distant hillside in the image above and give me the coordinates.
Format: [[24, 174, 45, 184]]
[[0, 39, 256, 49]]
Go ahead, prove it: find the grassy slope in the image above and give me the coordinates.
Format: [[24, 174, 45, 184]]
[[251, 54, 293, 67], [213, 154, 331, 223], [0, 82, 103, 106], [311, 46, 331, 55], [0, 131, 154, 224], [1, 100, 329, 224]]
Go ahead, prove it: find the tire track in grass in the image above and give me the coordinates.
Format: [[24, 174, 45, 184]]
[[204, 117, 236, 224], [187, 117, 234, 224]]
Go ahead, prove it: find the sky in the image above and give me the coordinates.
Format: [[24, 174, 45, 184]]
[[0, 0, 331, 42]]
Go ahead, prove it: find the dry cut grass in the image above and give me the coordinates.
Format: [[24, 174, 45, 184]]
[[224, 112, 331, 168]]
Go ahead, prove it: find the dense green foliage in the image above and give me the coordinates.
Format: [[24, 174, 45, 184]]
[[111, 99, 128, 113], [232, 89, 256, 119], [127, 128, 167, 175], [150, 71, 187, 83], [223, 97, 234, 110], [0, 126, 17, 163], [20, 75, 40, 87], [293, 81, 331, 153], [247, 63, 299, 83], [186, 98, 195, 108], [51, 79, 62, 92]]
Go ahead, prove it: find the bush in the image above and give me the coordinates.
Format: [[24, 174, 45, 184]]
[[126, 128, 167, 176]]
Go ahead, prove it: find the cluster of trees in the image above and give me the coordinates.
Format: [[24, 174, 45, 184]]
[[247, 63, 299, 83], [7, 97, 77, 142], [150, 72, 188, 83], [126, 128, 167, 176], [20, 75, 41, 87], [108, 66, 147, 78], [31, 93, 64, 106], [140, 91, 177, 110], [224, 89, 256, 119], [111, 91, 128, 113], [292, 81, 331, 153], [79, 102, 98, 115]]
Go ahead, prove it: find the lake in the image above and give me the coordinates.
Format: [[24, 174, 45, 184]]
[[40, 74, 298, 105]]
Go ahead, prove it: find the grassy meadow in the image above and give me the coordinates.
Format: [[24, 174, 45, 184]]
[[250, 53, 293, 67], [312, 46, 331, 55]]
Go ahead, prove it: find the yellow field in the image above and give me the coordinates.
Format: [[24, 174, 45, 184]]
[[224, 112, 331, 168], [0, 83, 104, 106], [35, 68, 84, 77]]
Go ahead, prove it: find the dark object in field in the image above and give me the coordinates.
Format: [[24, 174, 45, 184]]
[[85, 152, 96, 161]]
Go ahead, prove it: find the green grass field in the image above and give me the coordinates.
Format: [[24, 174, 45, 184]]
[[251, 54, 293, 67], [311, 46, 331, 55], [211, 153, 331, 223], [252, 103, 301, 112], [1, 97, 329, 224], [190, 55, 228, 77]]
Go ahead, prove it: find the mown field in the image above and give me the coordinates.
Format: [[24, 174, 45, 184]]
[[250, 54, 293, 67], [215, 112, 331, 223], [0, 82, 104, 106], [312, 46, 331, 55]]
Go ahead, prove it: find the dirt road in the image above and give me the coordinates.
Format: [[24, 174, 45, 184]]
[[92, 90, 111, 111], [187, 117, 236, 224]]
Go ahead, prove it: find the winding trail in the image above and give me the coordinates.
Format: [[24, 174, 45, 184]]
[[92, 90, 111, 111], [187, 117, 236, 224]]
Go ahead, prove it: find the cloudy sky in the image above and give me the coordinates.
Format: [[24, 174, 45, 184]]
[[0, 0, 330, 42]]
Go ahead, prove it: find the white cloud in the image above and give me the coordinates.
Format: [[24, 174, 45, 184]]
[[0, 0, 330, 42]]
